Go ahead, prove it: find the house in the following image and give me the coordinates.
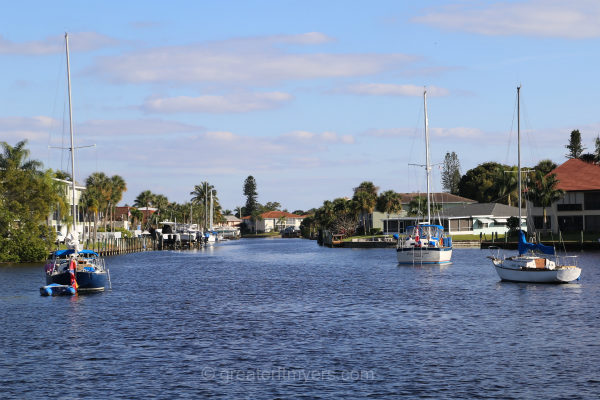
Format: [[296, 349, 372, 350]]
[[243, 211, 306, 233], [528, 158, 600, 233], [48, 178, 86, 237], [382, 202, 525, 236], [223, 215, 242, 228], [368, 192, 476, 233]]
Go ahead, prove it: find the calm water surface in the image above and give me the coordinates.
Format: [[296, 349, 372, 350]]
[[1, 239, 599, 399]]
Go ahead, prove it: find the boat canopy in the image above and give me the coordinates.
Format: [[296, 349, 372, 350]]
[[518, 230, 555, 256], [407, 224, 444, 230], [53, 249, 99, 257]]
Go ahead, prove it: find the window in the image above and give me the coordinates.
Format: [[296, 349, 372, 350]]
[[557, 216, 583, 232], [557, 204, 582, 211], [533, 216, 551, 229], [450, 218, 472, 232], [585, 215, 600, 232], [584, 192, 600, 210]]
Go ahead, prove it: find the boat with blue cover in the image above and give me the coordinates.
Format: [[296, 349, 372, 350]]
[[44, 248, 109, 292], [487, 86, 581, 283]]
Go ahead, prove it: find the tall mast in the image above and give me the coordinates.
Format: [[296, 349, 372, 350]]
[[65, 33, 77, 233], [517, 85, 522, 231], [424, 89, 431, 224], [209, 190, 214, 230]]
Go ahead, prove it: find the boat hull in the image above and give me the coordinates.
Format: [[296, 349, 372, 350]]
[[397, 247, 453, 264], [493, 263, 581, 283], [46, 271, 107, 292]]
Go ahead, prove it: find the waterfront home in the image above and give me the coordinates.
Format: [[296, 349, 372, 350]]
[[365, 192, 476, 233], [114, 205, 157, 229], [223, 215, 242, 228], [48, 178, 86, 237], [528, 158, 600, 234], [242, 211, 306, 233], [381, 202, 525, 237]]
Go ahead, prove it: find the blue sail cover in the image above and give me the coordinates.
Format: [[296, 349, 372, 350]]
[[518, 230, 555, 256]]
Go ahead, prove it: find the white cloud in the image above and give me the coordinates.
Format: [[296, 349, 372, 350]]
[[143, 92, 293, 113], [0, 32, 118, 55], [90, 33, 417, 84], [77, 119, 203, 137], [414, 0, 600, 39], [344, 83, 449, 97], [0, 116, 57, 141], [281, 130, 355, 145], [364, 126, 484, 139], [430, 127, 484, 138], [363, 128, 416, 138]]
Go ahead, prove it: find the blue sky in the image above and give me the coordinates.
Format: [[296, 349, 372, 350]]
[[1, 0, 599, 212]]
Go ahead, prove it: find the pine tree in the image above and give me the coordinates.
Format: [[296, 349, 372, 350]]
[[243, 176, 258, 216], [442, 151, 461, 194], [565, 129, 585, 159]]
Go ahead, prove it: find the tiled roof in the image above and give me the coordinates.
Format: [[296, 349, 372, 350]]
[[241, 211, 305, 219], [260, 211, 304, 219], [551, 158, 600, 191], [399, 192, 476, 204]]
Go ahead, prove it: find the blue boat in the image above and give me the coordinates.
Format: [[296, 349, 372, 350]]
[[44, 249, 109, 293]]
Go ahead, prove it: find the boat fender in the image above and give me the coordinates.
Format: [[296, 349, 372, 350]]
[[393, 234, 399, 240], [415, 235, 420, 247], [440, 237, 443, 246], [68, 286, 76, 295], [45, 287, 53, 296]]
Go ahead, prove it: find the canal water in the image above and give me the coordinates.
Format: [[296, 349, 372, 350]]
[[1, 238, 599, 399]]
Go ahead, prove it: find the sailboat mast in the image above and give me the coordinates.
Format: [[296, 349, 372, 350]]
[[209, 190, 214, 230], [424, 89, 431, 224], [517, 85, 522, 230], [65, 33, 77, 233]]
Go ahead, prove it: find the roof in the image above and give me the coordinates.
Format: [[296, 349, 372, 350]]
[[260, 211, 305, 219], [439, 202, 525, 218], [551, 158, 600, 191], [225, 215, 242, 222], [242, 211, 306, 219], [399, 192, 476, 204]]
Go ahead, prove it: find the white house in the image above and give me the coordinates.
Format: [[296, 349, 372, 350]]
[[48, 178, 86, 237], [243, 211, 306, 233], [382, 202, 525, 236]]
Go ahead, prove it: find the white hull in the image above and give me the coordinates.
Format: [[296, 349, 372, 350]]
[[397, 247, 452, 264], [492, 260, 581, 283]]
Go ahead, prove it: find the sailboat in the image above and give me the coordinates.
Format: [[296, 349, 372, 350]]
[[204, 190, 219, 242], [396, 89, 453, 264], [43, 33, 109, 294], [488, 86, 581, 283]]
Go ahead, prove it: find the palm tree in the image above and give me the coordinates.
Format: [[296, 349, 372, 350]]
[[528, 171, 564, 230], [85, 172, 111, 230], [0, 140, 43, 172], [130, 208, 143, 229], [494, 166, 519, 206], [190, 182, 215, 229], [134, 190, 154, 228], [376, 190, 402, 233], [153, 194, 170, 224], [109, 175, 127, 231], [353, 181, 379, 234], [80, 188, 100, 243]]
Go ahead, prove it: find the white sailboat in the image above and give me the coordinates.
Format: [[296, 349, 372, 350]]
[[488, 86, 581, 283], [44, 33, 109, 294], [396, 89, 453, 264]]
